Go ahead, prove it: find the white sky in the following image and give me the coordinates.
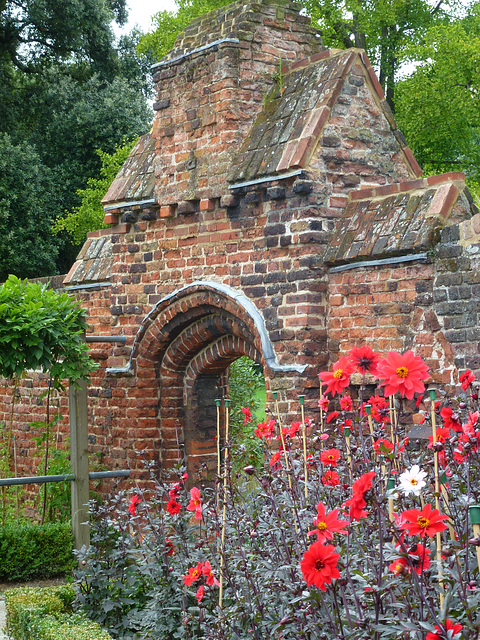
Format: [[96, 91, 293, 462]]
[[119, 0, 178, 34]]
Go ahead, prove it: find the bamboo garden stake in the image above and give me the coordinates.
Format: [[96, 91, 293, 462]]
[[387, 477, 395, 522], [299, 395, 308, 499], [429, 388, 444, 607], [215, 399, 222, 515], [219, 398, 230, 611]]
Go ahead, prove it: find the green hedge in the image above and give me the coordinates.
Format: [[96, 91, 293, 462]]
[[0, 522, 74, 581], [5, 586, 112, 640]]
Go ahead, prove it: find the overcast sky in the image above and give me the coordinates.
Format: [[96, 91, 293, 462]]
[[119, 0, 178, 34]]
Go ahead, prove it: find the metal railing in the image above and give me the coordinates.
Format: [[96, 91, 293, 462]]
[[0, 469, 130, 487]]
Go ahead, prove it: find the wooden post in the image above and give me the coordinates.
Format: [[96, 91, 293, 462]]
[[69, 379, 90, 551]]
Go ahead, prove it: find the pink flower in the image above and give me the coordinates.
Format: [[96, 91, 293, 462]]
[[348, 345, 381, 376], [377, 351, 429, 399], [339, 395, 353, 411], [187, 487, 203, 521], [319, 356, 355, 396], [318, 395, 330, 411]]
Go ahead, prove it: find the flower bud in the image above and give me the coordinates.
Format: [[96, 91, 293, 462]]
[[468, 537, 480, 546], [433, 442, 444, 452], [441, 546, 454, 557], [243, 465, 255, 475]]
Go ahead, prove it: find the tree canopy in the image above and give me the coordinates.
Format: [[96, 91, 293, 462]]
[[0, 0, 153, 279]]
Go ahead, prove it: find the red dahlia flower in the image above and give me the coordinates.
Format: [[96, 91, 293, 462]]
[[196, 585, 205, 603], [428, 426, 450, 449], [389, 543, 431, 575], [166, 498, 181, 515], [319, 356, 355, 396], [441, 406, 462, 432], [241, 407, 252, 425], [300, 542, 340, 591], [426, 619, 463, 640], [165, 539, 176, 556], [320, 448, 341, 467], [321, 470, 340, 486], [169, 482, 180, 499], [339, 395, 353, 411], [348, 345, 381, 376], [460, 370, 475, 390], [255, 419, 276, 439], [368, 395, 390, 424], [377, 351, 430, 399], [307, 502, 349, 543], [344, 471, 375, 521], [187, 487, 203, 521], [326, 411, 340, 424], [183, 562, 204, 586], [269, 451, 282, 468], [128, 495, 141, 516], [318, 395, 330, 411], [400, 503, 448, 538], [202, 560, 220, 586]]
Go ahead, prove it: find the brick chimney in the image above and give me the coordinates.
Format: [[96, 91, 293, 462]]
[[151, 0, 322, 207]]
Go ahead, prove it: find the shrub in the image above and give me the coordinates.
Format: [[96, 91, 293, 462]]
[[5, 585, 74, 638], [74, 348, 480, 639], [0, 522, 74, 582], [5, 586, 111, 640]]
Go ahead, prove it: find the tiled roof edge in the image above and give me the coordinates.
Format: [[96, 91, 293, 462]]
[[350, 172, 466, 202]]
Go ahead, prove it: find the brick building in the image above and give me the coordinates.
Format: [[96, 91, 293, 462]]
[[1, 0, 479, 483]]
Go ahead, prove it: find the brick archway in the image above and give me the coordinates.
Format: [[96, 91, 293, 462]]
[[130, 284, 268, 478]]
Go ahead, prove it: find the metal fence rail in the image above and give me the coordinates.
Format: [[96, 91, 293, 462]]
[[0, 470, 130, 487]]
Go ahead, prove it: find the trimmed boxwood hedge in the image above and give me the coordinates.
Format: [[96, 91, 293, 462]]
[[5, 586, 112, 640], [0, 522, 74, 582]]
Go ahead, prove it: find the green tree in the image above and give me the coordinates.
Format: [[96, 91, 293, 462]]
[[54, 139, 138, 244], [0, 0, 127, 74], [302, 0, 469, 111], [0, 12, 152, 278], [0, 134, 58, 281], [395, 8, 480, 190]]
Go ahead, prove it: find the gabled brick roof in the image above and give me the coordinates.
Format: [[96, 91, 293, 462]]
[[324, 173, 469, 265], [228, 48, 421, 186], [102, 133, 156, 207], [63, 233, 113, 285]]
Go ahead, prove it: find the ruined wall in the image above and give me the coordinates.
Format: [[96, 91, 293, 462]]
[[1, 0, 479, 492]]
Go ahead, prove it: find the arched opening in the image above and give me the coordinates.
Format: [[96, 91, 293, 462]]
[[127, 282, 305, 481], [228, 356, 266, 471]]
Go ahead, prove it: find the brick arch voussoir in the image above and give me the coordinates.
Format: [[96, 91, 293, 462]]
[[184, 335, 261, 383], [133, 286, 267, 368], [160, 313, 257, 379]]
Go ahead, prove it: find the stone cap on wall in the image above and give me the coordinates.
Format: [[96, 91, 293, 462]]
[[63, 233, 114, 286], [228, 47, 422, 187], [156, 0, 319, 67], [324, 172, 472, 265], [101, 133, 156, 209]]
